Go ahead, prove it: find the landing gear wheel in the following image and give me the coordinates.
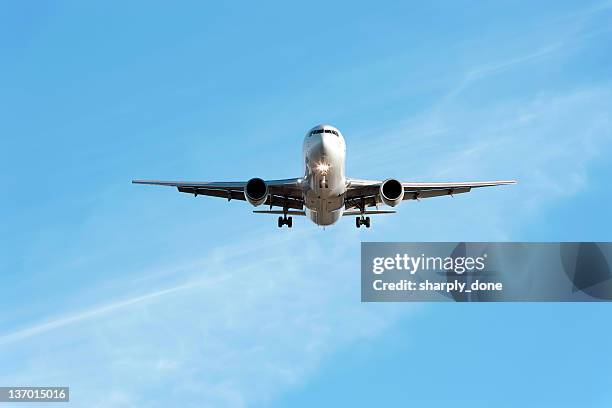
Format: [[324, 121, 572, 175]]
[[356, 216, 370, 228], [278, 215, 292, 228]]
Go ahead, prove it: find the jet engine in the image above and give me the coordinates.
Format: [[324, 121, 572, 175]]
[[244, 177, 268, 206], [380, 178, 404, 207]]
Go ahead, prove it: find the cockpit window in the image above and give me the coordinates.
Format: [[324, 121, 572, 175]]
[[310, 129, 339, 136]]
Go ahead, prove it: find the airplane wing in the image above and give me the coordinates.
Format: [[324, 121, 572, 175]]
[[344, 178, 516, 210], [132, 178, 304, 210]]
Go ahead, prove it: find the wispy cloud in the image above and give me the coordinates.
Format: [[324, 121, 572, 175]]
[[0, 226, 405, 407], [352, 85, 612, 240], [346, 3, 612, 239], [0, 277, 225, 346]]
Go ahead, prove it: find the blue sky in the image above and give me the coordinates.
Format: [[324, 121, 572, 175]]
[[1, 1, 612, 407]]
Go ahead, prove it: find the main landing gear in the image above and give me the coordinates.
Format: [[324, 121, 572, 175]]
[[356, 216, 370, 228], [278, 216, 293, 228]]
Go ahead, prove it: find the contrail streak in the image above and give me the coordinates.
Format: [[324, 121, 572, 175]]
[[0, 280, 205, 346]]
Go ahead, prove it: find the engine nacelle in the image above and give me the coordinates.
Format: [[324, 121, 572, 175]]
[[244, 178, 268, 207], [380, 178, 404, 207]]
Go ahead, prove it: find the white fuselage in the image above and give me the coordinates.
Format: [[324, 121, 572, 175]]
[[302, 125, 347, 225]]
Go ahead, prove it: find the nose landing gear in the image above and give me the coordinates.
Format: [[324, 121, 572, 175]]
[[356, 216, 370, 228], [278, 216, 293, 228]]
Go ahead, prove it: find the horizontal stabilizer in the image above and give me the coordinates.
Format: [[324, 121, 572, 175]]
[[343, 210, 396, 216], [253, 210, 306, 216]]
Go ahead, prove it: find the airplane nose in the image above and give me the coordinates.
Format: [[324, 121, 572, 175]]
[[308, 132, 336, 163], [320, 133, 334, 155]]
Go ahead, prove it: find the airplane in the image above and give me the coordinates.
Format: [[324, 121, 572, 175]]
[[133, 124, 516, 228]]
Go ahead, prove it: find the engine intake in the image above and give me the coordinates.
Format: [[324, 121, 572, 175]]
[[245, 178, 268, 206], [380, 178, 404, 207]]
